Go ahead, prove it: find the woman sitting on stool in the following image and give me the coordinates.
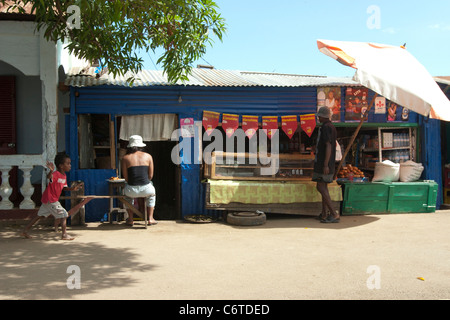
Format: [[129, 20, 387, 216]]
[[121, 135, 157, 226]]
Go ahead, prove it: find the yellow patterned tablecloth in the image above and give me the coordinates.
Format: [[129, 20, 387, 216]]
[[208, 180, 342, 204]]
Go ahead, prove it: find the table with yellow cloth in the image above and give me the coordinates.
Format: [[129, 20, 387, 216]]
[[208, 180, 343, 205]]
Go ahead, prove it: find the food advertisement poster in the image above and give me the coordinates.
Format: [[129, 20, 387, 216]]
[[317, 87, 341, 122]]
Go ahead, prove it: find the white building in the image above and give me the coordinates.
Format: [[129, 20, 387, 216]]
[[0, 2, 85, 216]]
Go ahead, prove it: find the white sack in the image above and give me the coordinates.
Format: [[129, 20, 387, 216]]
[[399, 160, 424, 182], [372, 160, 400, 182]]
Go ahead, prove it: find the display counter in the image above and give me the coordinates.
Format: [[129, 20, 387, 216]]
[[341, 181, 438, 215], [205, 179, 342, 215], [203, 151, 342, 215]]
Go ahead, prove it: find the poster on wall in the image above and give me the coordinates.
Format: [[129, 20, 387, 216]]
[[345, 87, 369, 121], [242, 115, 259, 139], [401, 107, 410, 121], [386, 102, 410, 122], [222, 113, 239, 138], [300, 114, 316, 138], [180, 118, 195, 138], [281, 115, 298, 139], [262, 116, 279, 139], [317, 87, 341, 122], [202, 111, 220, 136], [374, 96, 386, 114], [387, 101, 399, 121]]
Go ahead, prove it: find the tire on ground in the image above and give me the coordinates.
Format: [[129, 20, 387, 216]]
[[226, 212, 266, 226]]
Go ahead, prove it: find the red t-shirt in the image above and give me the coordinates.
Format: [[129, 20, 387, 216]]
[[41, 171, 68, 204]]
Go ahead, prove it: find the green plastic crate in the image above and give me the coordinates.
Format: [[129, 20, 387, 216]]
[[342, 181, 438, 215]]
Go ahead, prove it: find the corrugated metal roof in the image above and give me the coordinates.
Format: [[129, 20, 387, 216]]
[[64, 67, 359, 88]]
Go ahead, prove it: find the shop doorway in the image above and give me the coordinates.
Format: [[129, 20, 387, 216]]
[[146, 140, 180, 220], [117, 114, 180, 220]]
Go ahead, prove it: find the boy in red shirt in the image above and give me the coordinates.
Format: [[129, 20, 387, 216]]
[[21, 154, 93, 240]]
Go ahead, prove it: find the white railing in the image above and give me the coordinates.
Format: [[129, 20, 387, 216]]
[[0, 154, 44, 210]]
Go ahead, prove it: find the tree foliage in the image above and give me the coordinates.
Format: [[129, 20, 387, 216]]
[[2, 0, 226, 83]]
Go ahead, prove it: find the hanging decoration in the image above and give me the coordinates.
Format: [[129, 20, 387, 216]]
[[222, 113, 240, 138], [202, 111, 220, 136], [242, 115, 259, 139], [281, 115, 298, 139], [262, 116, 279, 139], [300, 114, 316, 138]]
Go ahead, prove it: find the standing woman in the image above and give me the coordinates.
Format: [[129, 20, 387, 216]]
[[121, 135, 157, 226]]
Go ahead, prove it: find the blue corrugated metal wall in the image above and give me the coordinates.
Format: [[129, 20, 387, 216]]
[[419, 116, 443, 208], [69, 85, 319, 220], [72, 86, 318, 115], [67, 85, 442, 220]]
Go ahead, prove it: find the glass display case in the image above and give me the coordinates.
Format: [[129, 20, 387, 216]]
[[204, 151, 315, 181]]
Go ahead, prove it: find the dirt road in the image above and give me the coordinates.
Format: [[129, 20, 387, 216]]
[[1, 211, 449, 300]]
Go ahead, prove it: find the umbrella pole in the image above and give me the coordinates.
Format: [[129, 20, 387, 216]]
[[334, 93, 378, 179]]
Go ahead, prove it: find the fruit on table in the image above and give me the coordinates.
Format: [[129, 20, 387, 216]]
[[337, 164, 365, 178]]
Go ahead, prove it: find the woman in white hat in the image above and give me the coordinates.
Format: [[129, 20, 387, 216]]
[[121, 135, 157, 226]]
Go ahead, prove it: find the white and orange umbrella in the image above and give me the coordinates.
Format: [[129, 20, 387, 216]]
[[317, 39, 450, 121]]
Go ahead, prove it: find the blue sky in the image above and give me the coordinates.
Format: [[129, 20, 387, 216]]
[[141, 0, 450, 77]]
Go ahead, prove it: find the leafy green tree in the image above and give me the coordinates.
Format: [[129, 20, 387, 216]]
[[2, 0, 226, 83]]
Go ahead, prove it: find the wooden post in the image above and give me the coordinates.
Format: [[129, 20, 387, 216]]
[[70, 181, 85, 226], [334, 93, 379, 179], [109, 115, 116, 169]]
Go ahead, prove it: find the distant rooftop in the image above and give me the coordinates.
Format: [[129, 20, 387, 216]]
[[65, 67, 359, 88]]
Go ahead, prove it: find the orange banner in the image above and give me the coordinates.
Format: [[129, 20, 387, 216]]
[[300, 114, 316, 137], [281, 115, 298, 139], [262, 116, 279, 139], [242, 115, 259, 139], [222, 113, 240, 138], [202, 111, 220, 136]]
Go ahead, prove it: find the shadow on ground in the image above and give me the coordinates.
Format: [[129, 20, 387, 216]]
[[0, 226, 155, 299], [215, 213, 381, 230]]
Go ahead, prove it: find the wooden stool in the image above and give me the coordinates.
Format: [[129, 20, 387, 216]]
[[144, 200, 148, 229], [118, 196, 153, 229]]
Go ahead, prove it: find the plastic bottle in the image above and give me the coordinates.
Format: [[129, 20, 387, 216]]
[[395, 151, 400, 163]]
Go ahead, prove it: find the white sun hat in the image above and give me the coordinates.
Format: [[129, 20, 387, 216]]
[[127, 135, 146, 148]]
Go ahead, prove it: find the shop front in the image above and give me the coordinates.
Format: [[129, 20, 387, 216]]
[[64, 68, 442, 222]]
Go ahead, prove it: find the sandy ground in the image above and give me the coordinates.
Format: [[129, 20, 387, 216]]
[[1, 211, 450, 300]]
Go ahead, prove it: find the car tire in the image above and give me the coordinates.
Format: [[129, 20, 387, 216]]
[[226, 211, 266, 226]]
